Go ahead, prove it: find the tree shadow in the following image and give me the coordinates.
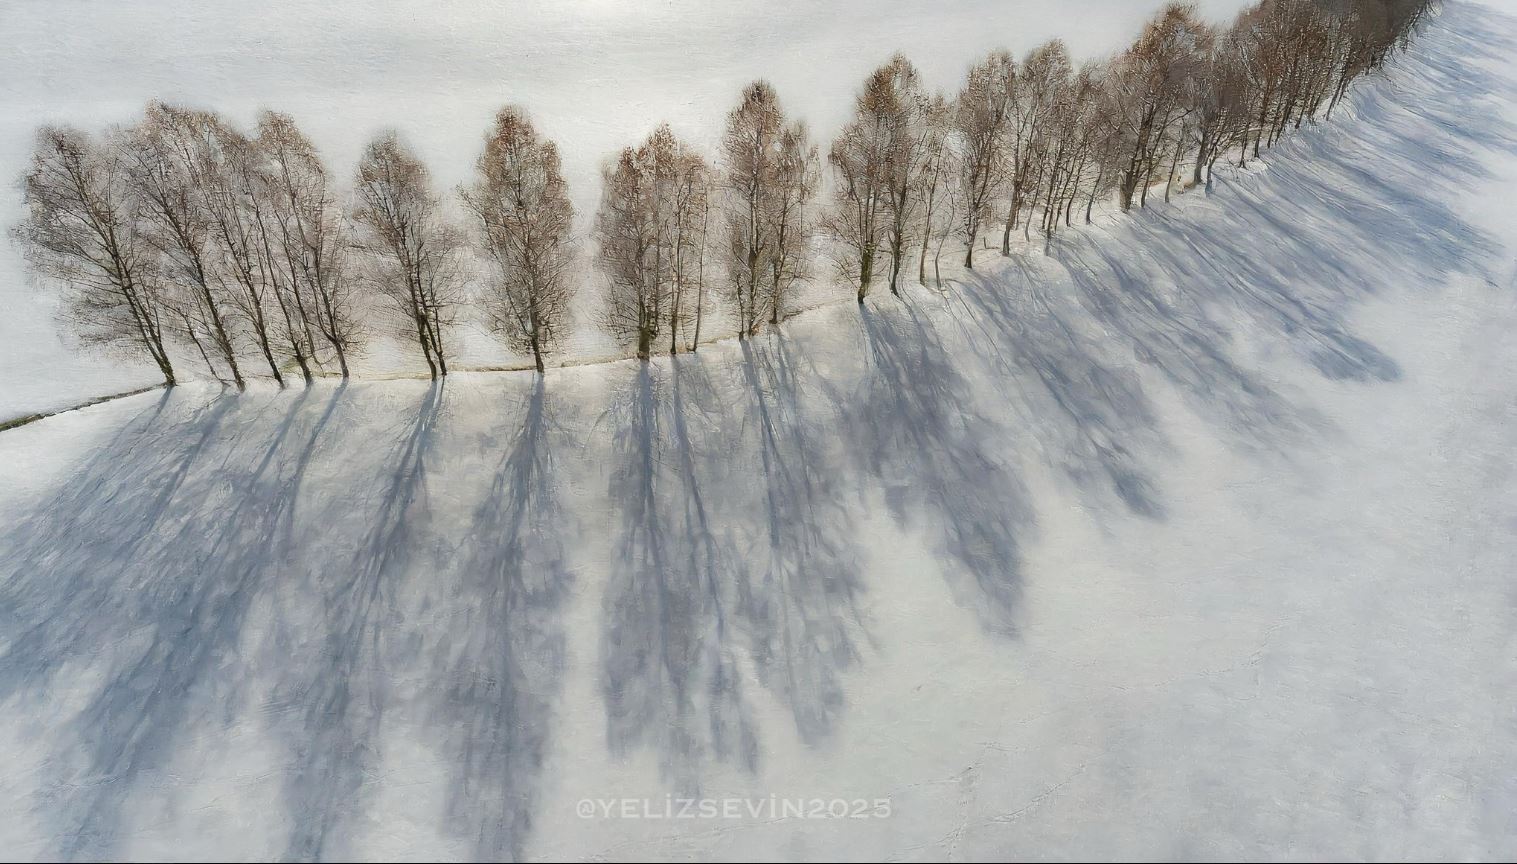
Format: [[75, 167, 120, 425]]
[[275, 381, 443, 862], [836, 301, 1035, 636], [600, 362, 756, 794], [951, 264, 1169, 520], [0, 390, 223, 702], [1108, 0, 1517, 387], [1052, 237, 1318, 453], [19, 385, 345, 861], [735, 337, 867, 745], [426, 376, 574, 862]]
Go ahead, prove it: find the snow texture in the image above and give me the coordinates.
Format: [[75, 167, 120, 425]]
[[1, 1, 1516, 861]]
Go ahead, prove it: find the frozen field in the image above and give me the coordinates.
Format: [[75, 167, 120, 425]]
[[2, 0, 1516, 861]]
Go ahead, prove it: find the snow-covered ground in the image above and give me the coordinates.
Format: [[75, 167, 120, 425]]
[[3, 0, 1517, 861]]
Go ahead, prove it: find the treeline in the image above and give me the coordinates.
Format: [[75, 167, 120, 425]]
[[15, 0, 1433, 385]]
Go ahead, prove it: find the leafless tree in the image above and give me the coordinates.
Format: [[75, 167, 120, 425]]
[[927, 152, 963, 287], [1186, 29, 1252, 187], [953, 50, 1014, 268], [1084, 71, 1126, 224], [1000, 40, 1071, 253], [596, 125, 712, 360], [824, 111, 888, 301], [197, 117, 303, 385], [687, 171, 714, 352], [462, 106, 576, 374], [1033, 60, 1103, 247], [721, 81, 819, 333], [14, 126, 177, 386], [258, 110, 362, 377], [1110, 4, 1213, 211], [350, 132, 462, 379], [596, 145, 659, 359], [764, 121, 819, 325], [668, 141, 713, 353], [879, 57, 933, 295], [913, 94, 955, 284], [826, 54, 927, 301], [124, 102, 244, 387]]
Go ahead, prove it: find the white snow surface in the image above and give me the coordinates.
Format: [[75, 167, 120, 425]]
[[2, 1, 1517, 861]]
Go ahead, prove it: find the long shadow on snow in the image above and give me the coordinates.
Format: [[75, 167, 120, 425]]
[[428, 377, 574, 862], [1053, 237, 1316, 452], [836, 301, 1034, 635], [36, 385, 345, 861], [951, 264, 1169, 519], [277, 382, 443, 862], [0, 389, 224, 701], [735, 338, 866, 746], [601, 362, 757, 793]]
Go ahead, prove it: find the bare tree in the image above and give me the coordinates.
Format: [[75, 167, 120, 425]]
[[1084, 71, 1126, 224], [258, 110, 362, 377], [1033, 59, 1101, 247], [596, 143, 659, 359], [928, 148, 963, 286], [1001, 40, 1070, 254], [766, 121, 819, 325], [1110, 4, 1213, 211], [1187, 28, 1253, 187], [15, 126, 177, 386], [124, 102, 244, 387], [596, 125, 711, 360], [878, 57, 932, 295], [954, 50, 1014, 268], [826, 54, 926, 301], [666, 139, 713, 353], [913, 93, 955, 284], [351, 132, 461, 379], [824, 110, 888, 301], [462, 106, 576, 374], [721, 81, 818, 333], [197, 118, 300, 385], [687, 167, 714, 352]]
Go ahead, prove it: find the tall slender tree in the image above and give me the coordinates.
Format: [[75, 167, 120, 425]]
[[954, 50, 1015, 268], [462, 106, 576, 374], [721, 82, 818, 332], [351, 132, 461, 379], [15, 126, 177, 386]]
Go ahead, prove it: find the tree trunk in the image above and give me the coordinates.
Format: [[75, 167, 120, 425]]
[[888, 231, 904, 297], [1000, 198, 1015, 256], [858, 247, 874, 303], [1165, 135, 1184, 203], [1192, 127, 1209, 187], [1086, 164, 1103, 224], [258, 336, 285, 387], [415, 313, 437, 380]]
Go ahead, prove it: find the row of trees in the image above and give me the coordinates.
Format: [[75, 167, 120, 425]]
[[16, 0, 1433, 383]]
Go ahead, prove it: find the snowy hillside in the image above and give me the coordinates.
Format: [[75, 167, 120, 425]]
[[2, 0, 1517, 861]]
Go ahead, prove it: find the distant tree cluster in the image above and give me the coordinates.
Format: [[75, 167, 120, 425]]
[[15, 0, 1434, 384]]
